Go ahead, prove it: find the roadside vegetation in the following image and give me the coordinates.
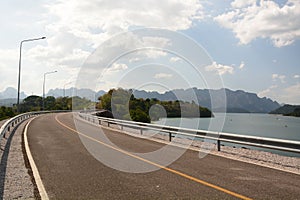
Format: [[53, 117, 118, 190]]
[[0, 95, 92, 121], [97, 88, 213, 123], [0, 106, 15, 120]]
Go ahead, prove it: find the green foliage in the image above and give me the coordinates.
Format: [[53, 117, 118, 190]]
[[130, 108, 150, 123], [0, 106, 15, 120], [20, 95, 42, 112], [19, 95, 92, 112], [98, 88, 213, 123], [270, 104, 300, 117], [72, 96, 94, 110], [0, 95, 93, 121], [284, 108, 300, 117]]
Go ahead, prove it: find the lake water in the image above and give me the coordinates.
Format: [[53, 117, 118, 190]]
[[153, 113, 300, 156]]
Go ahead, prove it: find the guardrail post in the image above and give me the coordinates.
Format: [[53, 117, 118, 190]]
[[99, 120, 101, 125], [108, 122, 110, 127], [217, 139, 221, 151], [121, 125, 123, 130], [169, 132, 172, 141], [140, 128, 143, 135]]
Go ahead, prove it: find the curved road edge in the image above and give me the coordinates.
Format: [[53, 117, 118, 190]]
[[24, 116, 49, 200], [76, 113, 300, 175]]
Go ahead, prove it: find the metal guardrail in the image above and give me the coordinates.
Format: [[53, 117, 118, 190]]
[[0, 110, 68, 143], [0, 111, 43, 142], [78, 113, 300, 154]]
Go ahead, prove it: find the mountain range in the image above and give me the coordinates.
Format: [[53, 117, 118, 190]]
[[0, 87, 27, 106], [0, 87, 280, 113], [47, 87, 106, 100], [0, 87, 26, 99], [132, 88, 280, 113]]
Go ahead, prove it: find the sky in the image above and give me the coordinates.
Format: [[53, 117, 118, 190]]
[[0, 0, 299, 104]]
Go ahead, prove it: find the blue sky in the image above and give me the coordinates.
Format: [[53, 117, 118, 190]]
[[0, 0, 299, 104]]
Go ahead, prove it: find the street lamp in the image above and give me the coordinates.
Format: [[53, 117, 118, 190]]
[[17, 36, 46, 113], [43, 70, 57, 110]]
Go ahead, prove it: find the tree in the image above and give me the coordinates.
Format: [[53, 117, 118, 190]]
[[130, 108, 150, 123], [20, 95, 42, 112], [0, 106, 15, 120], [44, 96, 56, 110], [97, 88, 213, 123]]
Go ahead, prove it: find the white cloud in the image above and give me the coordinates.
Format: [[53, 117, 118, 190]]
[[215, 0, 300, 47], [282, 83, 300, 103], [239, 61, 245, 69], [272, 74, 279, 79], [0, 49, 20, 91], [231, 0, 256, 8], [258, 85, 278, 99], [43, 0, 204, 64], [258, 83, 300, 104], [294, 74, 300, 79], [0, 0, 206, 95], [47, 0, 204, 34], [272, 73, 286, 83], [154, 73, 173, 79], [106, 63, 128, 73], [170, 57, 181, 63], [129, 57, 141, 63], [205, 61, 234, 75]]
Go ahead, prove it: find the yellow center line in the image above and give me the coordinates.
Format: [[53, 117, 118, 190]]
[[55, 113, 252, 200]]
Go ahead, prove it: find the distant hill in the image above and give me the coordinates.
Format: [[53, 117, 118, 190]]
[[133, 88, 280, 113], [0, 87, 281, 113], [0, 98, 17, 107], [270, 104, 300, 116], [0, 87, 26, 107], [0, 87, 26, 99], [0, 87, 106, 104], [47, 88, 106, 101]]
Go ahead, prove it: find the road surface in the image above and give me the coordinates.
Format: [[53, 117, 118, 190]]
[[27, 113, 300, 199]]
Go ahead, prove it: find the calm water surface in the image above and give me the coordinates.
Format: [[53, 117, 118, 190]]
[[155, 113, 300, 141], [154, 113, 300, 156]]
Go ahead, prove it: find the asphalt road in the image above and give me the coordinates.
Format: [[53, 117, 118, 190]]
[[27, 113, 300, 199]]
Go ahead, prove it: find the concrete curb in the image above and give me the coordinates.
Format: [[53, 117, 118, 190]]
[[24, 117, 49, 200]]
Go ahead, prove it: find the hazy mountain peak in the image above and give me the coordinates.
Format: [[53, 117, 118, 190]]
[[0, 87, 27, 99]]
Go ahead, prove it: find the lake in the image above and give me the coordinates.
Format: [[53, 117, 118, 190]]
[[153, 113, 300, 156]]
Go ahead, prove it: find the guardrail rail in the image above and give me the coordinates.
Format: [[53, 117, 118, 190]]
[[78, 113, 300, 154], [0, 110, 69, 143]]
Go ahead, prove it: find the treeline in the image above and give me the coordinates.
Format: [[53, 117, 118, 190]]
[[270, 104, 300, 117], [0, 95, 93, 120], [0, 106, 15, 120], [97, 88, 213, 123], [285, 108, 300, 117], [19, 95, 93, 112]]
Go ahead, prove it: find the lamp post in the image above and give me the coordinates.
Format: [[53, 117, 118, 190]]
[[17, 36, 46, 113], [43, 71, 57, 110]]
